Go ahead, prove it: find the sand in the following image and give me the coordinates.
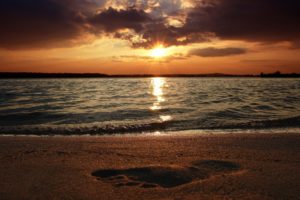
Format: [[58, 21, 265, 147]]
[[0, 133, 299, 200]]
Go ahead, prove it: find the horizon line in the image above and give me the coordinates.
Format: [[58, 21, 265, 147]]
[[0, 71, 300, 78]]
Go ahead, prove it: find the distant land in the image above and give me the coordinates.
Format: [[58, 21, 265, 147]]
[[0, 71, 299, 78]]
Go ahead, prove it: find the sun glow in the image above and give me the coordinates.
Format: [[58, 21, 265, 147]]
[[150, 45, 167, 58]]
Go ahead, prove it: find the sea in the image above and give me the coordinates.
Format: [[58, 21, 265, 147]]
[[0, 78, 299, 135]]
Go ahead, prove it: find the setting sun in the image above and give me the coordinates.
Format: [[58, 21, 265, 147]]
[[0, 1, 299, 199], [150, 45, 167, 58]]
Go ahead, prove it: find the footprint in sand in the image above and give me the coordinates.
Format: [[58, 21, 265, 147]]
[[91, 160, 241, 188]]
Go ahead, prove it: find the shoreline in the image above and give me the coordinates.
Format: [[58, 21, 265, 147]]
[[1, 133, 299, 199], [1, 127, 300, 137]]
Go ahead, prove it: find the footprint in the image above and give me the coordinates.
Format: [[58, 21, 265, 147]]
[[91, 160, 240, 188]]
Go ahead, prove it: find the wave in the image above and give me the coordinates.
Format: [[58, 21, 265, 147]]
[[196, 115, 300, 130], [0, 121, 173, 135], [0, 116, 299, 136]]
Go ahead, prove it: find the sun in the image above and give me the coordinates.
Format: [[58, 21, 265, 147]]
[[150, 45, 167, 58]]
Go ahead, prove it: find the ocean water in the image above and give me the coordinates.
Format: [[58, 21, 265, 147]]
[[0, 78, 299, 135]]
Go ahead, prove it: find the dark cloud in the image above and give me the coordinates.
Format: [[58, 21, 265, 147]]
[[91, 0, 300, 48], [87, 6, 193, 48], [0, 0, 101, 49], [189, 47, 247, 57], [0, 0, 300, 49], [182, 0, 300, 45], [89, 7, 210, 48], [90, 7, 150, 32]]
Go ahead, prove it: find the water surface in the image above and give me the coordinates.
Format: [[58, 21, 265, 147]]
[[0, 78, 299, 135]]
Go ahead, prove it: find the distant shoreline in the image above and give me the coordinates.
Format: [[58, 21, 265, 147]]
[[0, 72, 299, 78]]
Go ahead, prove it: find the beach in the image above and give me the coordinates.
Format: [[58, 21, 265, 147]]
[[0, 133, 299, 200], [1, 0, 300, 199]]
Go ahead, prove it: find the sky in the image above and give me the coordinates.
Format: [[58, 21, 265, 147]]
[[0, 0, 300, 74]]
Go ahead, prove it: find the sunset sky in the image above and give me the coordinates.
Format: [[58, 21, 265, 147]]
[[0, 0, 300, 74]]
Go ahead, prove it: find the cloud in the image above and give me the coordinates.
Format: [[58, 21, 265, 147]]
[[182, 0, 300, 45], [89, 7, 150, 32], [93, 0, 300, 48], [112, 52, 188, 63], [241, 59, 283, 64], [0, 0, 103, 49], [0, 0, 300, 49], [189, 47, 247, 57]]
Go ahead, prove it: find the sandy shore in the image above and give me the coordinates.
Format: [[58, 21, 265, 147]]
[[0, 133, 299, 200]]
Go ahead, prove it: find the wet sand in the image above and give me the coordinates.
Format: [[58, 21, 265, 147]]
[[0, 133, 299, 200]]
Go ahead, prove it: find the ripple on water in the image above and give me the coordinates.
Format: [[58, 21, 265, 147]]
[[0, 78, 299, 135]]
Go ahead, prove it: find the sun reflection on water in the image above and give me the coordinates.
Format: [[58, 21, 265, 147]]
[[150, 77, 172, 122], [150, 78, 165, 111]]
